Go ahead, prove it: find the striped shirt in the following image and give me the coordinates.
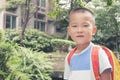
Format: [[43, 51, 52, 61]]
[[64, 42, 112, 80]]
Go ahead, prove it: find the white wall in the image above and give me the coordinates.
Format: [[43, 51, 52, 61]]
[[0, 11, 4, 29]]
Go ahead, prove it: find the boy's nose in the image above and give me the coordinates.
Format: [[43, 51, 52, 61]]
[[77, 27, 83, 33]]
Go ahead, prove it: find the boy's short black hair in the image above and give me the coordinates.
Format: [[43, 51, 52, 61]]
[[69, 7, 95, 25], [69, 7, 94, 16]]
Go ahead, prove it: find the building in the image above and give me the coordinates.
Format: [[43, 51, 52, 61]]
[[0, 0, 56, 34]]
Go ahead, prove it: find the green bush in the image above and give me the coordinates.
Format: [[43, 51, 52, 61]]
[[5, 29, 53, 52], [0, 30, 5, 43], [51, 39, 76, 53], [0, 42, 53, 80], [5, 29, 20, 44], [5, 29, 76, 53], [0, 42, 15, 80]]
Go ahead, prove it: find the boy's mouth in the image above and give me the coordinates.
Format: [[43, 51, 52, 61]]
[[76, 35, 84, 37]]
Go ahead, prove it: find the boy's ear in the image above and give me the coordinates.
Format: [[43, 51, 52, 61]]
[[92, 26, 97, 35]]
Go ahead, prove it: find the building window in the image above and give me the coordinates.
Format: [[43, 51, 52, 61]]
[[41, 0, 46, 8], [38, 0, 46, 8], [6, 15, 16, 29], [41, 22, 45, 31], [34, 20, 45, 32]]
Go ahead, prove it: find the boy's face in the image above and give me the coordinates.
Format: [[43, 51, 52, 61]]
[[68, 12, 97, 45]]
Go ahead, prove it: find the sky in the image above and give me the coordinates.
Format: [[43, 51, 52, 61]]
[[59, 0, 70, 8]]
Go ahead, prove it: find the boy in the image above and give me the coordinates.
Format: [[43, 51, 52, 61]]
[[64, 8, 112, 80]]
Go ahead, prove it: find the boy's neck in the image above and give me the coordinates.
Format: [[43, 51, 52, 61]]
[[75, 42, 91, 53]]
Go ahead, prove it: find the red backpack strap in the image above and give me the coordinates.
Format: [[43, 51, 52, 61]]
[[67, 47, 77, 65], [92, 45, 100, 80], [101, 46, 114, 80], [92, 45, 114, 80]]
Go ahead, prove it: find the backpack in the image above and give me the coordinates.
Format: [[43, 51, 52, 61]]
[[67, 45, 120, 80]]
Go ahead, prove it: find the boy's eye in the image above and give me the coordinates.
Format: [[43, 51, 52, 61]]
[[71, 25, 77, 27], [83, 24, 89, 27]]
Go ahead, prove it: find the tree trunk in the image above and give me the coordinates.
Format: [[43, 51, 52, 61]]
[[19, 0, 40, 46], [20, 0, 30, 46]]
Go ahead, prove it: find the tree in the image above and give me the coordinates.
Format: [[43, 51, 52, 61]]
[[6, 0, 40, 46], [90, 0, 120, 51]]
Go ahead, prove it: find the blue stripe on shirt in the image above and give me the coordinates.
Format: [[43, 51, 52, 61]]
[[70, 45, 93, 71]]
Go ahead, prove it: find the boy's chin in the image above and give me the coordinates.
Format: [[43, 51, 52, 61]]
[[76, 42, 91, 45]]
